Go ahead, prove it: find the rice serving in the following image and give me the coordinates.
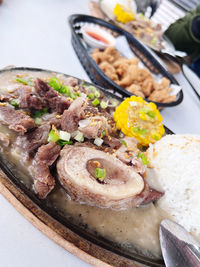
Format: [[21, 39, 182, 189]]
[[146, 134, 200, 241]]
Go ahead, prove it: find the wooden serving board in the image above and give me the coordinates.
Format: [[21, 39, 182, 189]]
[[0, 170, 145, 267]]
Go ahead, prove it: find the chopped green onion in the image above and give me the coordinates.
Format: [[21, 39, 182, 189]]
[[16, 77, 34, 86], [140, 128, 147, 135], [57, 140, 73, 146], [95, 168, 106, 180], [88, 93, 94, 99], [75, 92, 81, 97], [102, 130, 106, 138], [9, 99, 19, 108], [152, 37, 157, 45], [132, 127, 146, 135], [147, 111, 156, 118], [94, 90, 100, 98], [59, 131, 71, 141], [94, 137, 103, 147], [32, 108, 48, 118], [153, 135, 159, 141], [132, 127, 140, 133], [48, 128, 60, 143], [111, 100, 118, 107], [49, 77, 62, 92], [137, 153, 149, 165], [120, 139, 127, 147], [35, 117, 43, 125], [88, 85, 97, 92], [74, 131, 84, 142], [139, 107, 148, 113], [100, 100, 108, 109], [92, 98, 100, 106]]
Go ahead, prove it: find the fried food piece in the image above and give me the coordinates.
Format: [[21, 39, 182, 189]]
[[142, 78, 154, 97], [127, 84, 145, 98], [99, 62, 119, 82]]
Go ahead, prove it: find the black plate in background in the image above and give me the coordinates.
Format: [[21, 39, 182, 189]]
[[68, 14, 183, 108], [0, 67, 173, 267]]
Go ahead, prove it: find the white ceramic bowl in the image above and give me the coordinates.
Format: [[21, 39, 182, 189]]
[[81, 24, 116, 49]]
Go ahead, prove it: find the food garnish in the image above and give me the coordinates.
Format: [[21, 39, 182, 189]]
[[16, 77, 34, 86], [113, 96, 165, 146], [95, 167, 106, 181], [113, 3, 134, 23]]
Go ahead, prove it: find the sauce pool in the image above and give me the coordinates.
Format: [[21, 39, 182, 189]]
[[86, 31, 110, 45]]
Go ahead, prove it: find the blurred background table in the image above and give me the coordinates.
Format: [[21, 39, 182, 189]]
[[0, 0, 199, 267]]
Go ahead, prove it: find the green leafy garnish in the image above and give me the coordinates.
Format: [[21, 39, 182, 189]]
[[137, 153, 149, 165], [48, 128, 60, 143], [95, 168, 106, 180], [32, 108, 48, 118], [16, 77, 34, 86], [9, 99, 19, 108], [48, 77, 76, 99], [92, 98, 100, 106], [120, 139, 127, 147], [57, 140, 73, 146], [49, 77, 62, 92]]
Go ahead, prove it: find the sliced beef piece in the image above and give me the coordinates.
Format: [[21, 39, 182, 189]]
[[15, 124, 50, 156], [34, 78, 50, 96], [0, 106, 35, 135], [103, 136, 121, 149], [34, 78, 70, 113], [35, 141, 61, 165], [41, 112, 61, 128], [78, 116, 110, 139], [141, 188, 164, 205], [17, 86, 44, 110], [0, 132, 10, 147], [61, 96, 87, 132], [34, 142, 61, 198]]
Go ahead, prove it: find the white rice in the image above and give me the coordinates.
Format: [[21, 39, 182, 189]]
[[146, 134, 200, 240]]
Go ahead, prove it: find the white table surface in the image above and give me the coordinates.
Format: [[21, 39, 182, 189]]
[[0, 1, 200, 267]]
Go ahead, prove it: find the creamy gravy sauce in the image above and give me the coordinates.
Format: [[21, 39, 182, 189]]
[[0, 70, 168, 259]]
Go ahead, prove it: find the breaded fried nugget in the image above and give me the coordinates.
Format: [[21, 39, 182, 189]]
[[99, 62, 119, 82], [142, 78, 154, 97], [127, 84, 145, 98], [103, 46, 121, 63]]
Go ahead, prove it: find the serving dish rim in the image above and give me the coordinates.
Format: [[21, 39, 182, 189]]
[[0, 66, 172, 267]]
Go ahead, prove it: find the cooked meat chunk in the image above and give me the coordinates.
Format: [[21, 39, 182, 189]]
[[61, 96, 87, 132], [79, 116, 110, 139], [103, 136, 121, 149], [141, 188, 164, 205], [34, 142, 61, 198], [41, 112, 61, 128], [0, 106, 35, 135], [34, 78, 70, 113], [35, 141, 61, 166], [15, 124, 50, 156], [57, 145, 149, 210], [17, 86, 44, 110]]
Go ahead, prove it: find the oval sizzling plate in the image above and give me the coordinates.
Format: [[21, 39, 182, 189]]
[[69, 14, 183, 108], [0, 67, 172, 267]]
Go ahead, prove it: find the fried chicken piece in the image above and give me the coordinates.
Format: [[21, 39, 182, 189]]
[[104, 46, 121, 63], [160, 77, 170, 88], [99, 62, 119, 82], [142, 78, 154, 97], [127, 84, 145, 98], [148, 87, 173, 102]]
